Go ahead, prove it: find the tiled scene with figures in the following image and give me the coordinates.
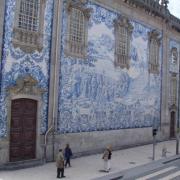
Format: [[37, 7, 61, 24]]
[[0, 0, 180, 176], [58, 1, 162, 133]]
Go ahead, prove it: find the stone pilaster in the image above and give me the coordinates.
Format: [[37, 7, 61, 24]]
[[160, 21, 170, 138], [0, 0, 5, 76], [48, 0, 63, 129]]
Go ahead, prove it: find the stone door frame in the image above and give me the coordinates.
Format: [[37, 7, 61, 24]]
[[6, 75, 45, 163]]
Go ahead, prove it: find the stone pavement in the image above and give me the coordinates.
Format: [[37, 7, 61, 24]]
[[0, 140, 178, 180]]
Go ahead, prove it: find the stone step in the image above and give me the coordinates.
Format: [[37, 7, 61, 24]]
[[0, 159, 44, 171]]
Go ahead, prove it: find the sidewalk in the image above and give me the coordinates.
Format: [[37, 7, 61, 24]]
[[0, 140, 177, 180]]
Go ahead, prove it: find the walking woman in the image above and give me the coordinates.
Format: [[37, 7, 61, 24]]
[[102, 145, 112, 172]]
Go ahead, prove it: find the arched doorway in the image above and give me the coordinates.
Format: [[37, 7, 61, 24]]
[[170, 111, 176, 138], [10, 98, 37, 162]]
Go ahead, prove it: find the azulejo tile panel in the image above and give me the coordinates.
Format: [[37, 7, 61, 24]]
[[0, 0, 54, 137], [58, 1, 162, 133]]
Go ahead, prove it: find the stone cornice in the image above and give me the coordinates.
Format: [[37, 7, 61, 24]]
[[123, 0, 180, 33]]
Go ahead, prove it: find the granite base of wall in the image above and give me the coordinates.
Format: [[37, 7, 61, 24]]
[[0, 127, 170, 165], [45, 127, 168, 161], [0, 139, 9, 165], [0, 137, 44, 166]]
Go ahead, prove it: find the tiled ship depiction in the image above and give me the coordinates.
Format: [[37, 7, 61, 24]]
[[0, 0, 180, 168]]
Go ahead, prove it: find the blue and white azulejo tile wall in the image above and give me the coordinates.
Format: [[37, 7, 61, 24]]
[[0, 0, 54, 137], [58, 1, 162, 133]]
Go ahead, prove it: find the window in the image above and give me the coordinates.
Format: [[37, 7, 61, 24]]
[[114, 16, 133, 69], [18, 0, 39, 32], [65, 1, 92, 58], [171, 47, 178, 64], [170, 74, 177, 105], [12, 0, 46, 53], [69, 8, 85, 55], [148, 30, 161, 74]]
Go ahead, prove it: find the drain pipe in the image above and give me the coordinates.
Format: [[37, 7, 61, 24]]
[[44, 124, 53, 163]]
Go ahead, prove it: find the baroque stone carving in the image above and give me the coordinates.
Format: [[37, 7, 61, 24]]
[[12, 0, 46, 53], [169, 104, 177, 111], [114, 16, 133, 69], [8, 75, 46, 96], [161, 0, 169, 9]]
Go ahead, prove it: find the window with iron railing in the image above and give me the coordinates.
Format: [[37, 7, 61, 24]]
[[12, 0, 46, 53], [114, 16, 133, 69], [18, 0, 39, 32], [170, 76, 177, 105], [148, 30, 161, 74], [65, 1, 91, 59]]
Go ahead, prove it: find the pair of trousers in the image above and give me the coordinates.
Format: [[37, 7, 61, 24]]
[[57, 168, 64, 178], [103, 160, 110, 171], [65, 158, 71, 167]]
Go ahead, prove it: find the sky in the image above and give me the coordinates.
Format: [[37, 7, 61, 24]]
[[168, 0, 180, 18]]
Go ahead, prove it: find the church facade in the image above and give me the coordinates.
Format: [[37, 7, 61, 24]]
[[0, 0, 180, 165]]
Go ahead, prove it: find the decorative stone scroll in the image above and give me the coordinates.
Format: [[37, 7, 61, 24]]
[[8, 75, 46, 96]]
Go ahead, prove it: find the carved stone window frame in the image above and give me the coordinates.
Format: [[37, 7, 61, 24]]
[[12, 0, 46, 53], [65, 0, 92, 59], [170, 47, 178, 65], [169, 73, 177, 106], [114, 16, 133, 69], [148, 29, 161, 74]]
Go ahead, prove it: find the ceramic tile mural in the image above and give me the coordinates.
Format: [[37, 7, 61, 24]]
[[58, 2, 162, 133], [0, 0, 54, 137], [0, 0, 165, 137]]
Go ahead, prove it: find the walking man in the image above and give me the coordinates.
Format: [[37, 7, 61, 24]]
[[56, 149, 66, 178], [65, 144, 73, 167]]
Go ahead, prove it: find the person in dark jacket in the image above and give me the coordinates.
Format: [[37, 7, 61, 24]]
[[64, 144, 73, 167]]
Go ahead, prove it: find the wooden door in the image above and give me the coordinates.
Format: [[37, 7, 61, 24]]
[[170, 111, 175, 138], [10, 99, 37, 162]]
